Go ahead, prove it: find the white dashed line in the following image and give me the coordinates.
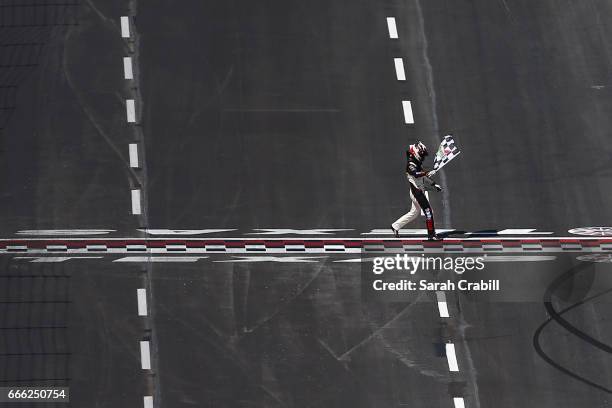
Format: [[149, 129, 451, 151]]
[[394, 58, 406, 81], [402, 100, 414, 124], [436, 291, 449, 318], [123, 57, 134, 79], [120, 16, 131, 38], [131, 189, 142, 215], [46, 245, 67, 251], [453, 397, 466, 408], [121, 11, 153, 407], [140, 341, 151, 370], [137, 288, 148, 316], [446, 343, 459, 372], [386, 17, 398, 39], [383, 15, 465, 408], [129, 143, 139, 168], [126, 99, 136, 123]]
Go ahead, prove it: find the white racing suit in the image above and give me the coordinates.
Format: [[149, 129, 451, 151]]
[[392, 154, 439, 237]]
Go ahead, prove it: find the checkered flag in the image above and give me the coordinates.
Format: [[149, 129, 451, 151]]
[[433, 135, 461, 171]]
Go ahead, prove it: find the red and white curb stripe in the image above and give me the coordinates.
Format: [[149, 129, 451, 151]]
[[1, 238, 610, 254]]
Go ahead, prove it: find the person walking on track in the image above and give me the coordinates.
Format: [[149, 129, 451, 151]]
[[391, 141, 442, 241]]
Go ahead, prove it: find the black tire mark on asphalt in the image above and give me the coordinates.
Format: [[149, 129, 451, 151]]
[[533, 261, 612, 394]]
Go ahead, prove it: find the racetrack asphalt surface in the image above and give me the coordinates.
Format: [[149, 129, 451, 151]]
[[1, 0, 612, 407]]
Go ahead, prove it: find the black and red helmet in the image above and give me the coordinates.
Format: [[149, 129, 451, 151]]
[[409, 141, 428, 161]]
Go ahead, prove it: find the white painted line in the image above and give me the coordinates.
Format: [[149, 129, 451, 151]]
[[46, 245, 67, 250], [115, 256, 207, 263], [123, 57, 134, 79], [498, 229, 553, 235], [15, 256, 102, 263], [6, 245, 27, 250], [453, 397, 466, 408], [394, 58, 406, 81], [214, 256, 322, 263], [86, 244, 108, 251], [17, 229, 114, 236], [247, 228, 352, 235], [126, 99, 136, 123], [402, 100, 414, 124], [166, 244, 187, 251], [283, 244, 305, 251], [386, 17, 398, 39], [446, 343, 459, 372], [437, 302, 450, 318], [334, 258, 372, 263], [143, 396, 153, 408], [436, 291, 449, 318], [137, 288, 147, 316], [131, 189, 142, 215], [138, 229, 236, 235], [120, 16, 130, 38], [140, 341, 151, 370], [126, 244, 147, 251], [32, 256, 101, 262], [129, 143, 139, 168]]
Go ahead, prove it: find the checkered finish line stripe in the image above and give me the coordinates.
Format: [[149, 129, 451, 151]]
[[0, 239, 611, 254]]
